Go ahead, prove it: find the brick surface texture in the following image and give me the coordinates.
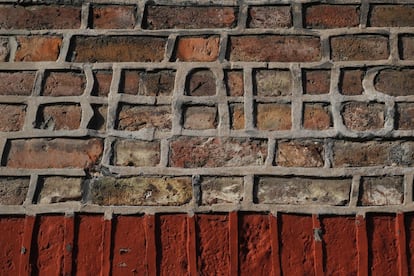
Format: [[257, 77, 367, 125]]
[[0, 0, 414, 274]]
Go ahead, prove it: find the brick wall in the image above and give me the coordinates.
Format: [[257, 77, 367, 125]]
[[0, 0, 414, 274]]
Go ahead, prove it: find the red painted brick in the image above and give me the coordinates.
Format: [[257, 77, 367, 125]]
[[0, 217, 24, 275], [15, 36, 62, 62], [331, 35, 389, 61], [0, 71, 35, 96], [369, 5, 414, 27], [175, 36, 220, 62], [248, 6, 292, 28], [91, 5, 136, 29], [229, 35, 321, 62], [407, 214, 414, 274], [305, 4, 360, 28]]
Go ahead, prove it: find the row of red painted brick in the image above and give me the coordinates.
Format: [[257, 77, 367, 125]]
[[3, 137, 414, 169], [1, 34, 413, 62], [1, 4, 414, 30], [0, 174, 405, 207], [0, 213, 413, 275]]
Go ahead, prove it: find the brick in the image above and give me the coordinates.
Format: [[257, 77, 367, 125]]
[[144, 6, 237, 29], [396, 103, 414, 129], [186, 69, 216, 96], [37, 177, 83, 204], [374, 68, 414, 96], [247, 6, 291, 28], [256, 176, 350, 205], [120, 70, 175, 96], [254, 69, 292, 96], [69, 36, 166, 62], [0, 104, 26, 132], [229, 35, 321, 62], [90, 177, 192, 206], [0, 177, 29, 205], [6, 138, 103, 169], [43, 71, 86, 97], [91, 5, 136, 29], [175, 36, 220, 62], [88, 105, 107, 132], [169, 137, 267, 168], [400, 35, 414, 60], [341, 102, 385, 131], [303, 103, 332, 130], [303, 69, 330, 95], [92, 71, 112, 97], [340, 69, 365, 95], [408, 215, 414, 274], [0, 37, 9, 61], [37, 104, 82, 130], [15, 36, 62, 62], [114, 139, 160, 167], [199, 176, 243, 205], [332, 141, 414, 167], [183, 105, 217, 130], [0, 71, 35, 95], [277, 140, 324, 167], [359, 176, 404, 206], [116, 104, 171, 131], [369, 5, 414, 27], [0, 5, 81, 29], [331, 35, 389, 61], [230, 103, 244, 130], [305, 4, 360, 28], [256, 103, 291, 130], [0, 217, 24, 275], [225, 70, 244, 96]]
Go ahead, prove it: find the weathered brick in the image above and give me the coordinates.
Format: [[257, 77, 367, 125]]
[[303, 69, 330, 95], [0, 37, 9, 62], [92, 71, 112, 97], [144, 6, 237, 29], [230, 103, 244, 130], [256, 103, 291, 130], [229, 35, 321, 62], [37, 104, 82, 130], [396, 103, 414, 130], [247, 6, 291, 28], [43, 71, 86, 96], [15, 36, 62, 62], [374, 68, 414, 96], [0, 177, 29, 205], [277, 140, 324, 167], [331, 35, 389, 61], [400, 35, 414, 60], [255, 176, 351, 205], [114, 139, 160, 167], [0, 104, 26, 132], [6, 138, 103, 169], [183, 105, 217, 130], [169, 137, 267, 167], [305, 4, 360, 28], [200, 176, 243, 205], [359, 176, 404, 206], [0, 71, 35, 96], [121, 70, 175, 96], [342, 102, 385, 131], [117, 104, 171, 131], [88, 105, 107, 132], [186, 69, 216, 96], [340, 69, 365, 95], [91, 177, 192, 206], [0, 5, 81, 29], [332, 141, 414, 167], [37, 177, 83, 204], [225, 70, 244, 96], [303, 103, 332, 130], [175, 36, 220, 62], [254, 69, 292, 96], [369, 5, 414, 27], [69, 36, 167, 62], [91, 5, 136, 29]]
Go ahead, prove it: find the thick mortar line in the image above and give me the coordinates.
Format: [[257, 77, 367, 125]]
[[23, 174, 38, 206], [243, 67, 254, 130]]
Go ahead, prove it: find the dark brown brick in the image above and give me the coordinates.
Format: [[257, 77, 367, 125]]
[[15, 36, 62, 62], [342, 102, 385, 131], [400, 35, 414, 60], [374, 68, 414, 96], [117, 104, 171, 131], [305, 4, 360, 28], [340, 69, 365, 95], [120, 70, 175, 96], [303, 70, 330, 95], [396, 103, 414, 130], [303, 103, 332, 130], [256, 103, 291, 130], [0, 104, 26, 132], [277, 140, 324, 167], [91, 5, 136, 29], [88, 105, 107, 132], [37, 104, 82, 130], [175, 36, 220, 62], [331, 35, 389, 61], [92, 71, 112, 97], [186, 69, 216, 96], [369, 5, 414, 27], [43, 71, 86, 96], [0, 37, 9, 62], [248, 6, 291, 28], [0, 71, 35, 96]]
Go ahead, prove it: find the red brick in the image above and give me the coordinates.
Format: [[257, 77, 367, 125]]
[[88, 105, 107, 132], [256, 103, 292, 130], [92, 71, 112, 97], [0, 104, 26, 132], [0, 71, 35, 96], [340, 69, 365, 95], [6, 138, 103, 169], [169, 137, 268, 168], [183, 105, 217, 130], [375, 68, 414, 96], [305, 4, 360, 28], [369, 5, 414, 27], [117, 104, 171, 131], [396, 103, 414, 129], [303, 69, 330, 95], [408, 214, 414, 274], [175, 36, 220, 62], [248, 6, 291, 28], [15, 36, 62, 62], [229, 35, 321, 62], [0, 37, 9, 61], [0, 5, 81, 29], [186, 69, 216, 96], [225, 70, 244, 96], [342, 102, 385, 131], [239, 214, 272, 275], [196, 214, 230, 275], [0, 178, 29, 205], [230, 103, 244, 130], [69, 36, 166, 62], [277, 140, 324, 167], [0, 217, 24, 275], [43, 71, 86, 96], [331, 35, 389, 61], [303, 103, 332, 130], [37, 104, 81, 130], [120, 70, 175, 96], [91, 5, 136, 29], [400, 35, 414, 60], [144, 6, 237, 29]]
